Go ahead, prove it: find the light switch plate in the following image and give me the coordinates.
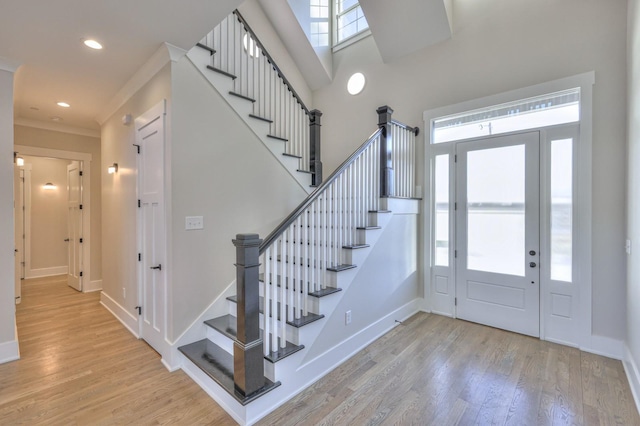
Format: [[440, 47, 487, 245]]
[[185, 216, 204, 230]]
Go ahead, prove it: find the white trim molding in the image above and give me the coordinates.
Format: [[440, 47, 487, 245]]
[[14, 118, 100, 138], [85, 280, 103, 293], [624, 345, 640, 416], [100, 291, 140, 338], [26, 266, 68, 279], [0, 339, 20, 364], [97, 43, 186, 125]]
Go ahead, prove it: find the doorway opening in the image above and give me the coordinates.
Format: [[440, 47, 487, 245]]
[[13, 146, 93, 299]]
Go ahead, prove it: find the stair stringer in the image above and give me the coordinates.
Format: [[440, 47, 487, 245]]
[[186, 46, 313, 194], [178, 198, 421, 425]]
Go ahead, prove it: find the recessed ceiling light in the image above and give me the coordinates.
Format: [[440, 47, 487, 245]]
[[57, 102, 70, 108], [50, 116, 63, 122], [84, 39, 103, 50]]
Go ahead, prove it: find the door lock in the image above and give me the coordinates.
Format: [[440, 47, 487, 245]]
[[529, 250, 536, 256], [529, 262, 537, 268], [150, 264, 162, 271], [64, 238, 70, 242]]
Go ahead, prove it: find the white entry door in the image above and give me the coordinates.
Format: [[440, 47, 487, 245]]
[[14, 165, 22, 304], [136, 101, 167, 354], [67, 161, 83, 291], [455, 132, 540, 337]]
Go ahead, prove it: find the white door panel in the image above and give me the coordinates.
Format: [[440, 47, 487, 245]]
[[456, 132, 540, 337], [67, 162, 82, 291], [136, 102, 167, 355]]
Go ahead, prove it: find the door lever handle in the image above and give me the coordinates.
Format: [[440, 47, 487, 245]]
[[150, 264, 162, 271], [529, 262, 537, 268], [64, 238, 70, 242]]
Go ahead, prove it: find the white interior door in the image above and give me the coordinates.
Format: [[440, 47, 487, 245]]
[[67, 161, 83, 291], [136, 102, 167, 354], [14, 165, 22, 304], [455, 132, 540, 337]]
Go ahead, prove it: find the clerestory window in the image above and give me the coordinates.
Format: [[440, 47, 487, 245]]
[[335, 0, 369, 44]]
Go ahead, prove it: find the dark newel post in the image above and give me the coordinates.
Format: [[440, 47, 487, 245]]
[[232, 233, 264, 397], [309, 109, 323, 186], [377, 105, 394, 197]]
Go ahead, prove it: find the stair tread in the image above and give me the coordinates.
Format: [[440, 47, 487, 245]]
[[257, 274, 342, 298], [249, 114, 273, 123], [196, 43, 216, 55], [283, 153, 302, 159], [327, 264, 357, 272], [267, 134, 288, 142], [178, 339, 280, 405], [203, 315, 306, 363], [343, 244, 370, 249], [229, 91, 255, 102], [206, 65, 236, 80]]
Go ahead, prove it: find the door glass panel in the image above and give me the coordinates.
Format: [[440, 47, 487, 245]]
[[434, 155, 449, 266], [550, 138, 572, 282], [467, 145, 525, 276]]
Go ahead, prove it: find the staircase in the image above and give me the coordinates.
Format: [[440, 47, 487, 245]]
[[176, 10, 420, 425], [186, 10, 322, 193]]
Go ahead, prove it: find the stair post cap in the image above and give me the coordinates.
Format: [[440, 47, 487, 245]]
[[232, 234, 262, 247]]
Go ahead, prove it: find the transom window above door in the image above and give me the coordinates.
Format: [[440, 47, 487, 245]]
[[432, 88, 580, 144]]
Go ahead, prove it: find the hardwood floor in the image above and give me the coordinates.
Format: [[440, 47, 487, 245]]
[[260, 313, 640, 426], [2, 276, 638, 425], [0, 275, 236, 425]]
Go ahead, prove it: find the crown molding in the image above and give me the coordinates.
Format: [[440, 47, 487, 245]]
[[14, 117, 100, 138], [96, 42, 187, 126], [0, 56, 21, 73]]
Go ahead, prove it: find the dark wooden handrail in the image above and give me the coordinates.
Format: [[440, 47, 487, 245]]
[[259, 128, 383, 252], [391, 119, 420, 136], [234, 10, 311, 117]]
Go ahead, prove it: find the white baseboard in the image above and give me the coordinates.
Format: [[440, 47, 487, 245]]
[[100, 291, 139, 338], [581, 334, 625, 360], [624, 345, 640, 417], [26, 266, 68, 279], [84, 279, 102, 293], [0, 339, 20, 364]]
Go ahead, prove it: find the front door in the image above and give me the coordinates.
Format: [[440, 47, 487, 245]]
[[136, 101, 167, 354], [455, 132, 540, 337], [67, 161, 83, 291]]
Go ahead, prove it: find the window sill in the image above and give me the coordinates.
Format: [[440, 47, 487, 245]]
[[332, 29, 371, 53]]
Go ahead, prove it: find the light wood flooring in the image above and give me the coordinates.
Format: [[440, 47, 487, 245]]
[[260, 313, 640, 426], [0, 275, 236, 425], [2, 275, 638, 425]]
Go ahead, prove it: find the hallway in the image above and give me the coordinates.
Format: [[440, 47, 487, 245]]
[[0, 275, 235, 424]]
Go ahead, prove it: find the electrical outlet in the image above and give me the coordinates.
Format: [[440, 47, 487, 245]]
[[626, 239, 632, 255], [345, 310, 352, 325], [185, 216, 204, 230]]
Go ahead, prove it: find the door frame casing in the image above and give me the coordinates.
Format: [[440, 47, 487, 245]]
[[423, 72, 594, 349], [14, 145, 92, 290]]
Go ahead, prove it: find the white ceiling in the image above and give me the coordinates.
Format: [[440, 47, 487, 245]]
[[0, 0, 452, 133], [0, 0, 241, 132]]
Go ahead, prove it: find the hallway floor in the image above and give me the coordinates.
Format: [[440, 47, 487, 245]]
[[0, 275, 235, 425]]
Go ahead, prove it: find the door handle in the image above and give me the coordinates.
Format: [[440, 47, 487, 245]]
[[529, 262, 537, 268], [150, 264, 162, 271], [64, 238, 70, 242], [529, 250, 536, 256]]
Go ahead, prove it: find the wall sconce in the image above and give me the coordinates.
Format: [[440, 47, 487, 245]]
[[14, 152, 24, 166], [43, 182, 56, 190], [108, 163, 118, 174]]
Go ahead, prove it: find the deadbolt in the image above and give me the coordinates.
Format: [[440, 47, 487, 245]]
[[529, 250, 536, 256], [529, 262, 537, 268]]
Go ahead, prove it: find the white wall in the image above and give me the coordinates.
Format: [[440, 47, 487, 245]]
[[169, 57, 308, 340], [0, 67, 18, 362], [313, 0, 628, 341], [101, 64, 172, 324], [626, 0, 640, 399], [14, 126, 102, 281], [23, 156, 70, 272]]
